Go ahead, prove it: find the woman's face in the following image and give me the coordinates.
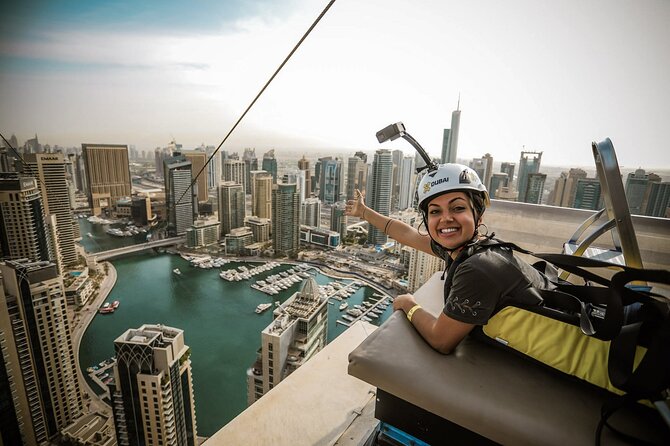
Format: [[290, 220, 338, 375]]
[[426, 191, 478, 250]]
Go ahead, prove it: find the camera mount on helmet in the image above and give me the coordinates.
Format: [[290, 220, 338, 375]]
[[376, 122, 438, 174]]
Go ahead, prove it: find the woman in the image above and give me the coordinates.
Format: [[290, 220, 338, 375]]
[[345, 163, 550, 354]]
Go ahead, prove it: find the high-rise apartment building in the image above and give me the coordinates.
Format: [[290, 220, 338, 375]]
[[500, 162, 515, 185], [550, 168, 588, 207], [524, 173, 547, 205], [398, 156, 415, 211], [573, 178, 602, 210], [488, 173, 509, 199], [164, 153, 196, 236], [469, 154, 493, 191], [246, 216, 271, 243], [155, 142, 180, 179], [367, 149, 393, 245], [243, 148, 259, 193], [23, 152, 78, 265], [318, 157, 343, 205], [251, 171, 273, 219], [272, 182, 300, 257], [440, 103, 461, 164], [204, 146, 220, 193], [110, 324, 197, 446], [517, 151, 542, 203], [247, 277, 328, 404], [407, 248, 446, 293], [81, 144, 132, 215], [222, 159, 246, 194], [262, 150, 278, 183], [186, 217, 220, 248], [0, 173, 54, 263], [625, 168, 661, 215], [298, 155, 311, 199], [330, 202, 347, 239], [302, 197, 322, 228], [390, 149, 404, 212], [0, 259, 85, 445], [644, 182, 670, 218], [346, 155, 367, 201], [218, 181, 246, 236], [282, 170, 306, 207], [182, 150, 208, 203]]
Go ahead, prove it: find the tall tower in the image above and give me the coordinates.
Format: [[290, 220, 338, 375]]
[[164, 153, 196, 236], [182, 150, 208, 203], [625, 168, 660, 215], [272, 182, 300, 257], [81, 143, 132, 216], [517, 151, 543, 203], [408, 248, 446, 293], [110, 324, 197, 446], [524, 173, 547, 205], [243, 148, 259, 193], [441, 99, 461, 164], [318, 157, 342, 205], [262, 150, 278, 183], [23, 152, 78, 265], [500, 162, 515, 185], [367, 149, 393, 245], [222, 159, 246, 194], [488, 173, 509, 199], [247, 277, 328, 404], [0, 173, 54, 263], [550, 168, 587, 207], [251, 170, 273, 219], [398, 155, 415, 211], [298, 155, 311, 199], [302, 197, 321, 227], [0, 259, 85, 445], [644, 182, 670, 217], [218, 181, 245, 237], [204, 146, 221, 193], [330, 202, 347, 239], [346, 155, 367, 201], [573, 178, 602, 210]]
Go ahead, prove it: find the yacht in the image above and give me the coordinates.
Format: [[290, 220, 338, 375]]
[[255, 303, 273, 314], [173, 268, 182, 275], [339, 302, 349, 311]]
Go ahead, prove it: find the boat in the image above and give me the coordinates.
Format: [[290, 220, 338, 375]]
[[111, 300, 120, 309], [87, 232, 93, 237], [173, 268, 182, 275], [341, 314, 355, 322], [255, 303, 273, 314], [98, 303, 114, 314], [339, 302, 349, 311]]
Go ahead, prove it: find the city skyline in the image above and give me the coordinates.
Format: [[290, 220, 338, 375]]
[[1, 0, 669, 168]]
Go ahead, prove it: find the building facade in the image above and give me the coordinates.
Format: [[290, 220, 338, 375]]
[[272, 183, 300, 257], [302, 197, 321, 228], [164, 154, 196, 236], [517, 151, 543, 203], [367, 149, 393, 245], [186, 218, 220, 248], [318, 157, 343, 205], [0, 260, 85, 445], [247, 278, 328, 404], [110, 324, 197, 446], [81, 143, 132, 216], [251, 171, 273, 219], [222, 159, 246, 194], [218, 181, 245, 237], [182, 150, 208, 203], [407, 248, 446, 293]]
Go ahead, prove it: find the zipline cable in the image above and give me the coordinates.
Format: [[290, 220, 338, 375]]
[[174, 0, 338, 207]]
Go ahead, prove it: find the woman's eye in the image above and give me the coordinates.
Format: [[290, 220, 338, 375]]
[[452, 206, 465, 212]]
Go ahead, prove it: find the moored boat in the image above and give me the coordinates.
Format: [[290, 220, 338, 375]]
[[255, 303, 273, 314]]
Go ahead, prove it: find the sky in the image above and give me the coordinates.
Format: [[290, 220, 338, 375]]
[[1, 0, 669, 169]]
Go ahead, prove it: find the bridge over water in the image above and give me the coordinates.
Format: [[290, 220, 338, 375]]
[[93, 236, 185, 261]]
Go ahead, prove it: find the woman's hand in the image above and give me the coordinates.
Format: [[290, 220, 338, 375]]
[[345, 189, 366, 219], [393, 293, 417, 313]]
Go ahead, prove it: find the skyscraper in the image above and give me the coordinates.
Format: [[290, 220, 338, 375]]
[[517, 151, 542, 203], [247, 277, 328, 404], [298, 155, 311, 199], [573, 178, 602, 210], [318, 157, 343, 205], [440, 102, 461, 164], [218, 181, 246, 236], [23, 152, 78, 265], [302, 197, 322, 227], [500, 162, 515, 185], [262, 150, 278, 183], [346, 155, 368, 201], [391, 149, 404, 212], [0, 173, 54, 263], [550, 168, 587, 207], [407, 248, 446, 293], [110, 324, 197, 446], [0, 259, 85, 445], [488, 173, 509, 200], [625, 168, 660, 215], [272, 182, 300, 257], [524, 173, 547, 205], [222, 159, 246, 194], [330, 202, 347, 239], [182, 150, 208, 203], [204, 146, 220, 193], [367, 149, 393, 245], [81, 143, 132, 216], [469, 154, 493, 191], [644, 182, 670, 217], [164, 153, 196, 236], [398, 156, 415, 211], [251, 170, 273, 219], [243, 148, 259, 193]]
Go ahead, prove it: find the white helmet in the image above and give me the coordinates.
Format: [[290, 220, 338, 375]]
[[417, 163, 490, 212]]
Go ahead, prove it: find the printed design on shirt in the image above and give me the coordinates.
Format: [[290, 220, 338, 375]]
[[446, 296, 482, 317]]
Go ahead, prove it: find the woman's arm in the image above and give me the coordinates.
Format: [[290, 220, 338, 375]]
[[393, 294, 475, 354], [345, 189, 433, 255]]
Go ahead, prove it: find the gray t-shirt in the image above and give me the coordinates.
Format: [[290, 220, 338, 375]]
[[439, 245, 551, 325]]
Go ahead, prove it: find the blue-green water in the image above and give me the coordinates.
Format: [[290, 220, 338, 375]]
[[78, 221, 391, 436], [77, 217, 153, 253]]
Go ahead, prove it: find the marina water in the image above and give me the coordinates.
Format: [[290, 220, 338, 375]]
[[77, 219, 391, 435]]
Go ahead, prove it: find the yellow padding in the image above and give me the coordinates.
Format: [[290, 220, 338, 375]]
[[483, 307, 647, 395]]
